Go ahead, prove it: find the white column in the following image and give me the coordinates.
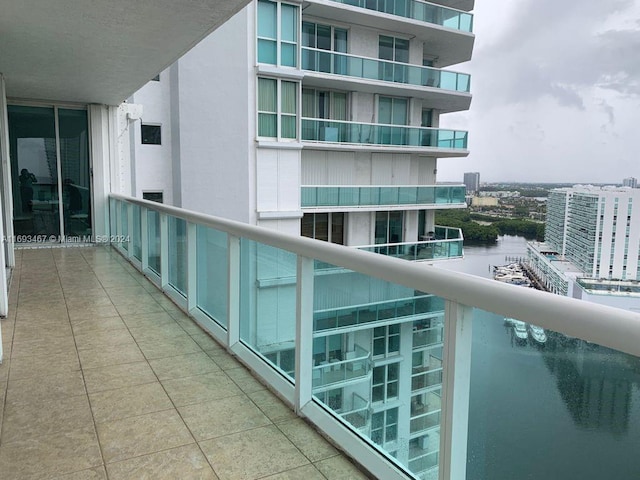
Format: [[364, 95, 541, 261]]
[[0, 74, 14, 268], [439, 301, 472, 480], [295, 255, 314, 414], [88, 104, 112, 238], [160, 213, 169, 289], [186, 222, 197, 312], [227, 235, 240, 348]]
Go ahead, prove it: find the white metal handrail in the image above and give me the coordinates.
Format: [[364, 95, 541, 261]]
[[110, 193, 640, 358]]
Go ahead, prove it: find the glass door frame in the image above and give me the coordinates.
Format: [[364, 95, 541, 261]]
[[6, 100, 94, 243]]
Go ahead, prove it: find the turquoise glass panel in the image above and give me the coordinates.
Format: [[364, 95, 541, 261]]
[[468, 308, 640, 479], [301, 47, 471, 93], [196, 225, 228, 328], [280, 3, 297, 42], [300, 119, 467, 150], [325, 0, 473, 33], [312, 263, 446, 475], [147, 210, 160, 275], [168, 216, 187, 295], [257, 0, 276, 38], [301, 186, 465, 207], [258, 39, 277, 65], [240, 239, 297, 380], [281, 43, 296, 67]]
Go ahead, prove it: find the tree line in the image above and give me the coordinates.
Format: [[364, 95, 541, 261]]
[[435, 209, 545, 244]]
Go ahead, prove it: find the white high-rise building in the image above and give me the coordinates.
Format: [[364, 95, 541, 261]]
[[528, 186, 640, 310], [128, 1, 474, 477]]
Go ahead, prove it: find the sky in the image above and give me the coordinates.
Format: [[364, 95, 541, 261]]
[[438, 0, 640, 184]]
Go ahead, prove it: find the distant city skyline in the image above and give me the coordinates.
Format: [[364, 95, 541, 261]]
[[438, 0, 640, 184]]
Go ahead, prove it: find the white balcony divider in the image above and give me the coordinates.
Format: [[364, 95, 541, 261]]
[[109, 194, 640, 480]]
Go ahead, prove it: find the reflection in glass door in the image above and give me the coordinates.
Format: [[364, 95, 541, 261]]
[[8, 105, 91, 241]]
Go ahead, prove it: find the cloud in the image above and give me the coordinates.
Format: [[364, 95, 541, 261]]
[[438, 0, 640, 183]]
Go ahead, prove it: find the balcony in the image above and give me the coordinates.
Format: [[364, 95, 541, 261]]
[[6, 194, 637, 480], [302, 0, 474, 67], [301, 118, 468, 156], [357, 238, 463, 262], [0, 247, 367, 479], [312, 344, 372, 390], [301, 48, 471, 112], [301, 185, 467, 210]]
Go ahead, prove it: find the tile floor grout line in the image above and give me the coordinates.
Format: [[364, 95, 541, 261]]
[[53, 250, 111, 476]]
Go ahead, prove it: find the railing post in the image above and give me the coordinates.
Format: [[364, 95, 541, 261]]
[[295, 255, 314, 414], [140, 207, 148, 272], [186, 222, 197, 312], [126, 202, 134, 259], [439, 301, 472, 480], [160, 213, 169, 289], [227, 235, 240, 348]]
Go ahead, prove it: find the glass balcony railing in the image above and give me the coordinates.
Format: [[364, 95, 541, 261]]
[[327, 0, 473, 32], [410, 409, 441, 434], [301, 185, 467, 208], [312, 344, 372, 389], [110, 194, 640, 480], [301, 118, 468, 149], [314, 295, 445, 332], [353, 226, 464, 262], [302, 47, 471, 93], [357, 239, 463, 261]]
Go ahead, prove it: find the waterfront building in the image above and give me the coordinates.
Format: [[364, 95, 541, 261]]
[[528, 185, 640, 309], [463, 172, 479, 194], [125, 1, 474, 476], [623, 177, 637, 188]]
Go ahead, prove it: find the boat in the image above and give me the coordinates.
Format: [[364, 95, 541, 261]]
[[511, 320, 528, 342], [528, 324, 547, 344]]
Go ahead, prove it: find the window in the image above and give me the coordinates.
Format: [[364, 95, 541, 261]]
[[302, 89, 347, 120], [141, 124, 161, 145], [142, 192, 163, 203], [375, 211, 404, 244], [379, 35, 409, 82], [378, 97, 408, 144], [257, 0, 299, 67], [313, 334, 345, 365], [302, 22, 348, 73], [371, 408, 399, 445], [372, 363, 399, 403], [373, 324, 401, 357], [301, 213, 344, 244], [378, 96, 407, 125], [258, 77, 298, 139]]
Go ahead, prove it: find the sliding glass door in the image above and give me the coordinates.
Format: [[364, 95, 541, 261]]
[[8, 105, 91, 241]]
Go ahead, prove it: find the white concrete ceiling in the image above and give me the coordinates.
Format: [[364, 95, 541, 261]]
[[0, 0, 250, 105]]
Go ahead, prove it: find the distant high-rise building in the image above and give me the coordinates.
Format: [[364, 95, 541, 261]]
[[623, 177, 637, 188], [528, 186, 640, 310], [463, 172, 480, 193]]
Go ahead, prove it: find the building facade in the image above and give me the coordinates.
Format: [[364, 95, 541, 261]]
[[528, 186, 640, 310], [623, 177, 637, 188], [127, 1, 475, 477]]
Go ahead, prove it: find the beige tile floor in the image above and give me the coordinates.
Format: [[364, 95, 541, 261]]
[[0, 247, 371, 480]]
